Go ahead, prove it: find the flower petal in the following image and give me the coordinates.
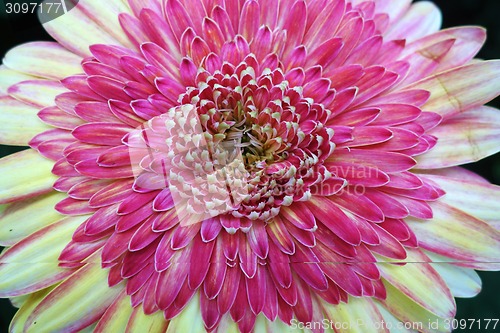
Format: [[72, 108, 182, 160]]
[[9, 287, 55, 333], [42, 4, 124, 56], [407, 201, 500, 270], [420, 173, 499, 228], [0, 216, 86, 297], [166, 296, 206, 333], [377, 248, 455, 318], [94, 291, 133, 333], [406, 60, 500, 118], [0, 192, 65, 246], [25, 260, 124, 332], [0, 66, 33, 94], [373, 0, 412, 22], [322, 297, 389, 333], [125, 305, 169, 333], [380, 281, 452, 333], [416, 106, 500, 168], [403, 27, 486, 71], [3, 42, 83, 80], [385, 1, 442, 42], [0, 150, 56, 204], [0, 97, 51, 145], [308, 197, 362, 245], [328, 149, 416, 173], [426, 252, 482, 298], [8, 79, 67, 108], [71, 0, 133, 47]]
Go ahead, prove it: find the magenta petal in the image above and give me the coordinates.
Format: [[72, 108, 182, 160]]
[[267, 217, 295, 255], [156, 262, 189, 310], [97, 146, 131, 168], [331, 190, 385, 223], [55, 197, 96, 216], [201, 294, 221, 330], [247, 222, 269, 259], [152, 189, 174, 212], [200, 217, 222, 243], [368, 224, 407, 260], [245, 265, 266, 314], [308, 197, 362, 245], [239, 235, 258, 279], [74, 101, 119, 123], [238, 0, 260, 41], [217, 266, 241, 314], [38, 106, 84, 130], [188, 235, 214, 290], [83, 205, 118, 236], [204, 240, 227, 299], [291, 247, 328, 291], [170, 224, 200, 250], [72, 123, 131, 146], [292, 279, 315, 324], [267, 239, 292, 282], [331, 148, 417, 173], [364, 189, 409, 219], [128, 216, 161, 252], [280, 202, 316, 231]]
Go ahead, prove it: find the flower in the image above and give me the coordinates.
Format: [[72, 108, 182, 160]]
[[0, 0, 499, 332]]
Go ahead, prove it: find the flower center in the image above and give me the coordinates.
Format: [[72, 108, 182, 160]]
[[126, 55, 337, 226], [182, 63, 299, 171]]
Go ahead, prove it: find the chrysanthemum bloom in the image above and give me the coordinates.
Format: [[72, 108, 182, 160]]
[[1, 0, 499, 332]]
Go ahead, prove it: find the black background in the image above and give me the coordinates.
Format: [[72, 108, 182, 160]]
[[0, 0, 499, 331]]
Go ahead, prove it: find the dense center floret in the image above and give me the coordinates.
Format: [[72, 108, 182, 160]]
[[128, 56, 338, 225]]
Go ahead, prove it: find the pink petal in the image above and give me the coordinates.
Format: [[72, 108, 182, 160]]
[[308, 197, 362, 245]]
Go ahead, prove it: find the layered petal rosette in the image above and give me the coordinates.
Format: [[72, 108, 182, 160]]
[[0, 0, 500, 332]]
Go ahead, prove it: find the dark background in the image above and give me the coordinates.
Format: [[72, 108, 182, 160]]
[[0, 0, 499, 331]]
